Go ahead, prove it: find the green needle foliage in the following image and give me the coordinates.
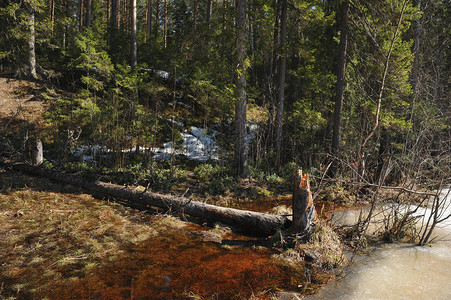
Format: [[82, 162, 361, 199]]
[[0, 0, 448, 183]]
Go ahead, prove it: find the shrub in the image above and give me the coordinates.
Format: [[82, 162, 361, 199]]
[[193, 164, 225, 182], [266, 173, 284, 186]]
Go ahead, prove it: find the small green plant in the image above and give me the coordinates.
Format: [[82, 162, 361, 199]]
[[255, 186, 273, 199], [248, 165, 265, 180], [321, 184, 356, 204], [143, 162, 187, 192], [266, 173, 284, 186], [64, 161, 94, 173], [281, 162, 301, 183], [193, 164, 225, 182]]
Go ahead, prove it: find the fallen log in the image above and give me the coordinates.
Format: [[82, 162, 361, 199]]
[[8, 162, 289, 236]]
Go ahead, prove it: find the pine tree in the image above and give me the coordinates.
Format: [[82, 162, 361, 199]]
[[330, 0, 349, 176], [235, 0, 248, 177], [131, 0, 137, 69], [274, 0, 287, 168]]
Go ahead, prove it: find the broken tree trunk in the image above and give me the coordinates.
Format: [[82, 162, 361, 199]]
[[31, 139, 43, 166], [290, 170, 317, 233], [8, 162, 289, 236]]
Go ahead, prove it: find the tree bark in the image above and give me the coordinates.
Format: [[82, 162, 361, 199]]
[[234, 0, 248, 178], [31, 139, 43, 166], [131, 0, 137, 70], [206, 0, 212, 24], [86, 0, 92, 28], [359, 0, 408, 179], [122, 0, 128, 31], [410, 0, 421, 94], [155, 0, 160, 35], [107, 0, 111, 23], [274, 0, 287, 168], [28, 9, 37, 79], [163, 0, 168, 48], [111, 0, 118, 30], [147, 0, 153, 40], [330, 0, 349, 177], [79, 0, 84, 31], [290, 170, 317, 233], [49, 0, 55, 33], [111, 0, 118, 32], [193, 0, 198, 29], [8, 162, 289, 236], [266, 0, 280, 152]]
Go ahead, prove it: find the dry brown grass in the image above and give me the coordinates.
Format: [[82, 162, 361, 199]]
[[273, 222, 347, 271], [297, 222, 347, 269], [0, 173, 186, 298], [0, 77, 53, 130]]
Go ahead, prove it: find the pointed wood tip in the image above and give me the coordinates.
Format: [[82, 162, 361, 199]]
[[298, 171, 310, 190]]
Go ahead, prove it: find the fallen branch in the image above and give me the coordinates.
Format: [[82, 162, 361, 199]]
[[320, 178, 436, 197]]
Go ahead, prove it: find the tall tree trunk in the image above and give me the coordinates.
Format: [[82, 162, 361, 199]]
[[64, 0, 70, 50], [222, 0, 226, 30], [410, 0, 421, 93], [131, 0, 137, 70], [49, 0, 55, 33], [235, 0, 248, 178], [28, 9, 37, 79], [193, 0, 198, 28], [79, 0, 84, 31], [330, 0, 349, 177], [405, 0, 422, 152], [107, 0, 111, 22], [206, 0, 212, 24], [155, 0, 160, 35], [86, 0, 92, 28], [111, 0, 118, 30], [122, 0, 128, 30], [266, 0, 280, 152], [147, 0, 153, 41], [358, 0, 408, 180], [274, 0, 287, 168], [163, 0, 168, 48]]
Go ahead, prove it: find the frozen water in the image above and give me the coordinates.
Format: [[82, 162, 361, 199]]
[[309, 188, 451, 300]]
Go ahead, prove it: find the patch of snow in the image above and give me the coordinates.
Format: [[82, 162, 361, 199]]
[[82, 155, 94, 162], [152, 141, 177, 160], [167, 117, 184, 127], [177, 101, 191, 109], [155, 70, 170, 80], [151, 126, 219, 162], [73, 145, 109, 157], [122, 146, 151, 154], [73, 145, 111, 162], [246, 122, 259, 144]]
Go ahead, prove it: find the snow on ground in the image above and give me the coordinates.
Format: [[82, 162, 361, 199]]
[[74, 122, 258, 163], [152, 126, 219, 162], [73, 145, 111, 162]]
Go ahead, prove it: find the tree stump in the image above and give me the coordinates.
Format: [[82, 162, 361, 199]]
[[31, 139, 43, 166], [290, 170, 317, 233]]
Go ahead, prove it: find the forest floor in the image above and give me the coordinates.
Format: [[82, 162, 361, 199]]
[[0, 76, 56, 132], [0, 168, 338, 299], [0, 76, 344, 298]]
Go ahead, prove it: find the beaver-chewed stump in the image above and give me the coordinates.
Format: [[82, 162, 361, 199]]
[[289, 170, 317, 234]]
